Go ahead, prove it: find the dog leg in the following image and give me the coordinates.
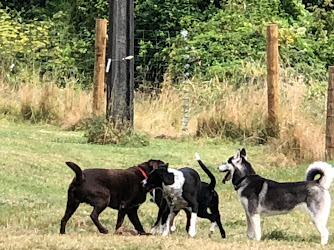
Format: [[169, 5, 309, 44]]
[[198, 209, 216, 237], [127, 206, 147, 235], [308, 196, 331, 245], [313, 220, 329, 245], [209, 199, 226, 238], [160, 223, 167, 235], [170, 212, 177, 233], [248, 214, 261, 241], [152, 199, 168, 235], [200, 207, 226, 238], [159, 206, 169, 234], [162, 211, 175, 236], [208, 222, 216, 237], [60, 200, 80, 234], [115, 209, 127, 231], [150, 225, 158, 235], [162, 213, 172, 236], [184, 209, 191, 232], [245, 214, 253, 239], [215, 216, 226, 239], [188, 212, 198, 237], [90, 204, 109, 234]]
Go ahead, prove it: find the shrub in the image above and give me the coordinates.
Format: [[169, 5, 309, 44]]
[[83, 118, 150, 146]]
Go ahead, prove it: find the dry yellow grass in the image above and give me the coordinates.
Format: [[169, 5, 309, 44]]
[[0, 81, 92, 127], [0, 68, 327, 162], [0, 233, 326, 250]]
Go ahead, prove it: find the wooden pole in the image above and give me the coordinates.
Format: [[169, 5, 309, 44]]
[[106, 0, 134, 126], [92, 19, 107, 117], [326, 66, 334, 160], [266, 24, 279, 137]]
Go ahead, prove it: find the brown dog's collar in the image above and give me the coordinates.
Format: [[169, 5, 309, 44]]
[[138, 165, 148, 179]]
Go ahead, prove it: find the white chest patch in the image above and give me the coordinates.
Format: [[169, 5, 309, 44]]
[[162, 168, 188, 210]]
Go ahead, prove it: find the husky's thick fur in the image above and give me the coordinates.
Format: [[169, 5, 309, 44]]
[[218, 148, 334, 245]]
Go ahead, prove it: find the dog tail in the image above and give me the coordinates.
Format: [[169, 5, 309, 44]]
[[305, 161, 334, 190], [195, 152, 216, 190], [65, 162, 84, 184]]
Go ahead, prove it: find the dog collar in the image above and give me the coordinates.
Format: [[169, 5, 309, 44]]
[[233, 176, 248, 190], [138, 165, 148, 179]]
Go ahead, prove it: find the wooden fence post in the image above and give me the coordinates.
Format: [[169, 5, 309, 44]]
[[266, 24, 279, 137], [93, 18, 107, 117], [326, 66, 334, 160]]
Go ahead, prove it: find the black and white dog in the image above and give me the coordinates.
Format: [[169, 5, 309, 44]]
[[149, 153, 226, 238], [142, 161, 202, 237], [218, 148, 334, 245]]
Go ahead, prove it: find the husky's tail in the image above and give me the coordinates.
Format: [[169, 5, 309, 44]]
[[65, 162, 84, 184], [306, 161, 334, 190], [195, 153, 216, 190]]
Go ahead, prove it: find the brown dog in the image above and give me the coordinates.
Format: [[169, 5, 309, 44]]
[[60, 159, 164, 235]]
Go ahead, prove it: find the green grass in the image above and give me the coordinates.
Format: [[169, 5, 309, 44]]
[[0, 119, 333, 249]]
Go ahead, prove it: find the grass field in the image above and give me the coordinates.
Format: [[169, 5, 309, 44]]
[[1, 119, 334, 249]]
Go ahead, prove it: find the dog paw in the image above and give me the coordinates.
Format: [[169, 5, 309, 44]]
[[170, 225, 176, 233], [100, 228, 109, 234], [188, 229, 196, 238], [162, 228, 169, 237], [139, 231, 151, 236], [150, 227, 157, 235]]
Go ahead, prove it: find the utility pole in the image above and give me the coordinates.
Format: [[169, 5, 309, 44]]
[[106, 0, 134, 126]]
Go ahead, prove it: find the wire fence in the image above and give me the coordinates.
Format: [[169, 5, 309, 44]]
[[0, 21, 180, 89], [134, 29, 175, 89]]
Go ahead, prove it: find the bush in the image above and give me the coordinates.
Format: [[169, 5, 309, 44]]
[[83, 118, 150, 146], [0, 7, 92, 87], [169, 0, 334, 82]]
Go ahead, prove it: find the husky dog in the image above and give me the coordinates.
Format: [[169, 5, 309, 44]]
[[218, 148, 334, 245]]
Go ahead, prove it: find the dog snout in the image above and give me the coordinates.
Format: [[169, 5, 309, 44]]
[[218, 164, 227, 172]]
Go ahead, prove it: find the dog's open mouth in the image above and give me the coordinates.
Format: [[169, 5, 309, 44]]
[[221, 170, 231, 184]]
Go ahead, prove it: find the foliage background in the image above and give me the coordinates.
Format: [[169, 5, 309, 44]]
[[1, 0, 334, 87]]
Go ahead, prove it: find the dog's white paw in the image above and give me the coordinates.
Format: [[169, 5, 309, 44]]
[[160, 223, 167, 234], [150, 226, 157, 235], [162, 228, 169, 237], [210, 222, 216, 232], [188, 229, 196, 238], [170, 224, 176, 233]]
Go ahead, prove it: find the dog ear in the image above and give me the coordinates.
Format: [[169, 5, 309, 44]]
[[158, 163, 169, 170], [148, 159, 165, 169], [234, 150, 241, 160], [233, 150, 243, 164], [240, 148, 246, 157]]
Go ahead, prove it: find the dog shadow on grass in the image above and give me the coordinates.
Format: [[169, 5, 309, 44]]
[[224, 219, 246, 228], [262, 230, 318, 244]]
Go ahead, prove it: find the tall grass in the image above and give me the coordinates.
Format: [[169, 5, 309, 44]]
[[0, 64, 328, 163], [0, 79, 92, 127]]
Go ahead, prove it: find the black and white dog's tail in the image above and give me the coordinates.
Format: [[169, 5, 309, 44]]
[[195, 152, 216, 190], [306, 161, 334, 190]]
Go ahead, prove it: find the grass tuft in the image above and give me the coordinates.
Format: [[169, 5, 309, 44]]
[[83, 117, 150, 146]]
